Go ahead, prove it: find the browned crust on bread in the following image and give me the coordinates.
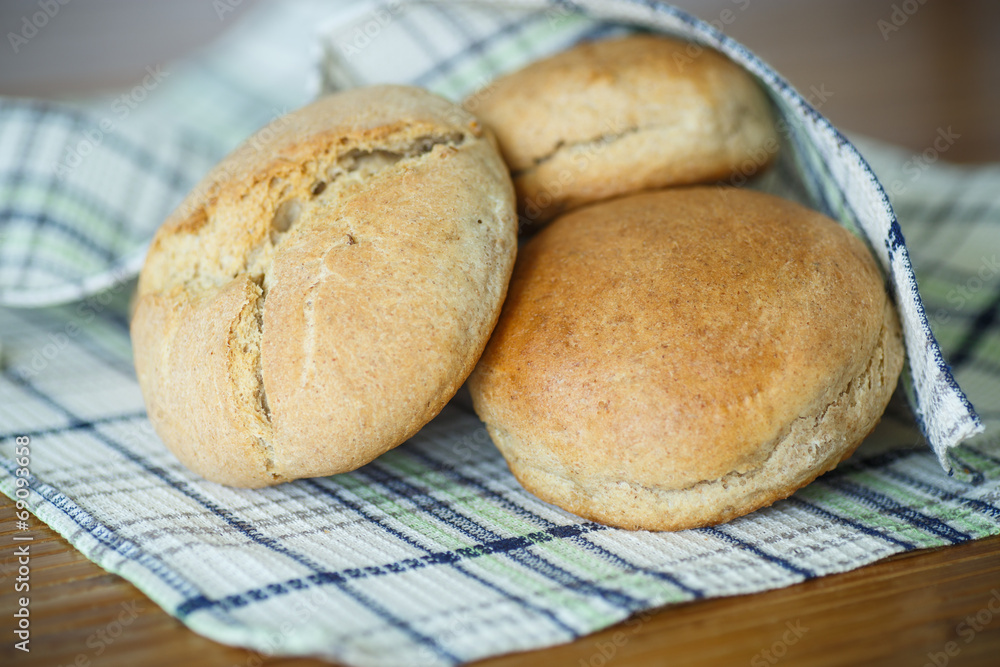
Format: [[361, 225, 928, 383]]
[[468, 187, 905, 531], [464, 35, 779, 225], [132, 86, 517, 487]]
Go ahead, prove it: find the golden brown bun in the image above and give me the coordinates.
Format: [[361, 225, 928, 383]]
[[468, 187, 904, 531], [132, 85, 518, 487], [464, 35, 778, 226]]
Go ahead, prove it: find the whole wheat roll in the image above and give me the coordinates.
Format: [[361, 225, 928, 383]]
[[469, 187, 904, 531], [465, 34, 779, 226], [132, 85, 518, 487]]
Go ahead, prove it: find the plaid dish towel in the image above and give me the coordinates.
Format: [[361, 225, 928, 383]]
[[1, 1, 998, 666]]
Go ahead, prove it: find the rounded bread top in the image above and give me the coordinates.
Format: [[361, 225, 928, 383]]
[[470, 187, 888, 491], [466, 34, 775, 174], [133, 85, 517, 487]]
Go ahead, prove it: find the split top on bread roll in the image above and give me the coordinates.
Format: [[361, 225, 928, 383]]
[[132, 85, 517, 487], [469, 187, 904, 531], [465, 35, 779, 225]]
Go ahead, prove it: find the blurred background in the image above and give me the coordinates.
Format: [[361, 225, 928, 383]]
[[0, 0, 997, 162]]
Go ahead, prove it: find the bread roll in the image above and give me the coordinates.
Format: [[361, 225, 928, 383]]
[[132, 85, 517, 487], [469, 187, 904, 531], [465, 34, 778, 226]]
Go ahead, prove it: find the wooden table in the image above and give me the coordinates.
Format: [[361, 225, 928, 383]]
[[2, 1, 999, 665], [3, 511, 999, 667]]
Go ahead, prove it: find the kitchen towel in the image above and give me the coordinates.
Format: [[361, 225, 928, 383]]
[[1, 2, 998, 666]]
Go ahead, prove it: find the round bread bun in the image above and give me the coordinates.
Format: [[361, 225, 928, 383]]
[[464, 34, 779, 226], [468, 187, 904, 531], [132, 85, 517, 487]]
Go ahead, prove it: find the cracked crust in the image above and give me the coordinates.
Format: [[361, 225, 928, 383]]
[[132, 85, 518, 487], [468, 187, 905, 531], [464, 34, 778, 225]]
